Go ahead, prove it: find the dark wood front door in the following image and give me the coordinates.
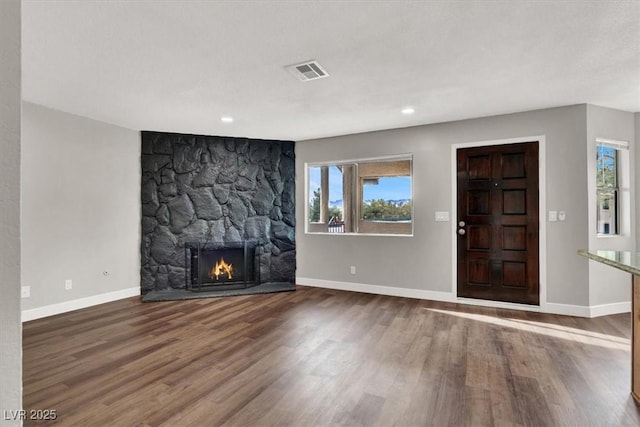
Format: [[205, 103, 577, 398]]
[[457, 142, 539, 305]]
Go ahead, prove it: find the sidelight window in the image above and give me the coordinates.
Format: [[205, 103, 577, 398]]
[[596, 138, 629, 236]]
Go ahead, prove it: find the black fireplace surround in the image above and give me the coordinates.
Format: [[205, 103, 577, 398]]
[[140, 131, 296, 293], [186, 240, 260, 291]]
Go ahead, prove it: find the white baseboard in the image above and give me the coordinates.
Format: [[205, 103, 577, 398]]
[[297, 277, 630, 318], [457, 297, 543, 313], [296, 277, 456, 303], [589, 301, 631, 318], [543, 301, 631, 318], [22, 287, 140, 322], [541, 302, 591, 318]]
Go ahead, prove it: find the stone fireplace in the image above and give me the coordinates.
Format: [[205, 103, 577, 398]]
[[140, 131, 295, 295]]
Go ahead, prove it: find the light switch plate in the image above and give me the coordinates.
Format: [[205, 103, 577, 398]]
[[435, 211, 450, 222], [21, 286, 30, 298], [549, 211, 558, 222], [558, 211, 566, 221]]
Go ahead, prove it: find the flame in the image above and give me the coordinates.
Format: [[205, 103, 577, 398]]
[[210, 257, 233, 280]]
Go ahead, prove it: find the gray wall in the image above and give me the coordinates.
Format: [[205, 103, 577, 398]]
[[586, 105, 636, 306], [0, 0, 22, 422], [296, 105, 590, 306], [637, 112, 640, 247], [21, 102, 141, 310]]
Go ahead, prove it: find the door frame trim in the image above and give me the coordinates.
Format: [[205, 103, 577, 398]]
[[450, 135, 547, 309]]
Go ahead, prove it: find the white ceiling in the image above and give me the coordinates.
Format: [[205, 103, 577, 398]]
[[22, 1, 640, 141]]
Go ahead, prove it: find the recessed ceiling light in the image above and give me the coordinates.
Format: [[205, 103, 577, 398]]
[[401, 107, 415, 115], [221, 116, 234, 123]]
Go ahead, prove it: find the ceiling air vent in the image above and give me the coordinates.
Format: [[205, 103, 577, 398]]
[[286, 60, 329, 82]]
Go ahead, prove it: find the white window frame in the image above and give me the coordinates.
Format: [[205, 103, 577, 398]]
[[595, 138, 630, 238], [305, 154, 414, 236]]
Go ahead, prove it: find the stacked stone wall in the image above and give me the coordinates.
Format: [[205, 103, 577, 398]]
[[140, 131, 295, 292]]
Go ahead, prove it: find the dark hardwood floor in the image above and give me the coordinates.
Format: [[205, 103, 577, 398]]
[[23, 286, 640, 426]]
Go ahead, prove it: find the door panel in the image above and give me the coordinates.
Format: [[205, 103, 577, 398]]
[[502, 226, 527, 251], [502, 261, 527, 288], [503, 190, 526, 214], [468, 225, 491, 250], [457, 142, 539, 305], [468, 190, 491, 215], [468, 260, 490, 285]]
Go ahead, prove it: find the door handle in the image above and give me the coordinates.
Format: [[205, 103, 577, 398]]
[[458, 220, 466, 235]]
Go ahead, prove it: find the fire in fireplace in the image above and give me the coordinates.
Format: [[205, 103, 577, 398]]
[[211, 257, 233, 280], [186, 241, 260, 291]]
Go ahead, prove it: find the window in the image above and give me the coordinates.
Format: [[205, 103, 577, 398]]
[[596, 138, 629, 236], [306, 156, 413, 235], [307, 165, 344, 227]]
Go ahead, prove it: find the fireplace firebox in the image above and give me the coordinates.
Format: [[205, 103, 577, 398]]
[[186, 241, 260, 291]]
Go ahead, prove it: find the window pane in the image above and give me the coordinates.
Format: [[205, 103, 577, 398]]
[[596, 145, 617, 188], [328, 165, 343, 222], [361, 175, 412, 222], [308, 166, 321, 222], [597, 189, 617, 235], [307, 165, 344, 225]]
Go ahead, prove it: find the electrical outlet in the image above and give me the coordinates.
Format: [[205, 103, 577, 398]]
[[21, 286, 30, 298], [350, 266, 356, 275], [65, 279, 73, 290]]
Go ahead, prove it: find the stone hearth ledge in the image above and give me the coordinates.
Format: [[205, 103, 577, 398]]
[[141, 282, 296, 302]]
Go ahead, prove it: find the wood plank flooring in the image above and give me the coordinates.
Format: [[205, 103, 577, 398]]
[[23, 286, 640, 426]]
